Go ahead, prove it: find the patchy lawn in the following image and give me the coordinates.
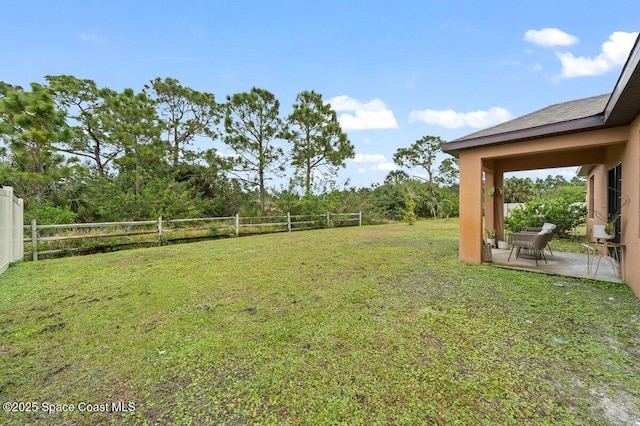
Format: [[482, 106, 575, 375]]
[[1, 220, 639, 425]]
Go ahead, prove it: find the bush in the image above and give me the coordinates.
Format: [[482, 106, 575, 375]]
[[24, 202, 77, 225], [403, 190, 417, 225], [504, 199, 586, 238]]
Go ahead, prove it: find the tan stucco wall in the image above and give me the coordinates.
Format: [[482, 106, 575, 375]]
[[617, 116, 639, 295], [457, 123, 640, 298], [584, 118, 640, 296], [585, 164, 609, 234]]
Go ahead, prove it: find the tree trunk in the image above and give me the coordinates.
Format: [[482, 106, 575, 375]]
[[172, 132, 179, 169], [94, 145, 105, 177], [305, 162, 312, 197], [259, 170, 265, 212], [134, 141, 141, 198]]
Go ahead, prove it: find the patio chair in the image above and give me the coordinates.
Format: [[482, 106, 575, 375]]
[[508, 229, 554, 266], [521, 222, 556, 256]]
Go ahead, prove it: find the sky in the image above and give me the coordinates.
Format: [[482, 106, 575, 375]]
[[1, 0, 639, 189]]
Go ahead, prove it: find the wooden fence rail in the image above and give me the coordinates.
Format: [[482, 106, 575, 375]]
[[24, 212, 362, 261]]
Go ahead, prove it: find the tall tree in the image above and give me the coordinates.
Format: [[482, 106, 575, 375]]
[[393, 135, 445, 184], [145, 77, 221, 169], [0, 82, 74, 204], [46, 75, 122, 177], [384, 170, 410, 185], [106, 88, 162, 198], [504, 176, 535, 203], [436, 157, 459, 187], [415, 182, 444, 218], [535, 175, 569, 193], [224, 87, 286, 211], [284, 90, 354, 196]]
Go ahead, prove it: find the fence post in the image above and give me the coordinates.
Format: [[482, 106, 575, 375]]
[[287, 212, 292, 232], [359, 211, 362, 226], [235, 214, 240, 236], [158, 216, 163, 245], [326, 212, 330, 228], [31, 218, 38, 261]]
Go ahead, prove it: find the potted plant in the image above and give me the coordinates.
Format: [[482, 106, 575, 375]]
[[485, 228, 496, 247], [487, 186, 503, 196], [604, 214, 620, 236], [497, 219, 518, 250], [497, 239, 510, 249]]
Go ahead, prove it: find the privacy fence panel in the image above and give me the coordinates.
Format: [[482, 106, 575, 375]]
[[0, 186, 24, 274]]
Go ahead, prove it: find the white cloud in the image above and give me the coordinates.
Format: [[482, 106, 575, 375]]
[[557, 31, 639, 78], [80, 33, 106, 43], [409, 107, 513, 129], [353, 153, 387, 163], [371, 162, 397, 171], [328, 95, 399, 131], [524, 28, 578, 47], [351, 153, 396, 172]]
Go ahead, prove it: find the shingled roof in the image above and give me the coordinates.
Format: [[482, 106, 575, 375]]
[[442, 34, 640, 155], [455, 94, 609, 142]]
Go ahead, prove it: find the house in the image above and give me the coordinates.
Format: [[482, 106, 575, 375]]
[[442, 34, 640, 298]]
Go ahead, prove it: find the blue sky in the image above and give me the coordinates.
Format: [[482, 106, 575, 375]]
[[1, 1, 638, 189]]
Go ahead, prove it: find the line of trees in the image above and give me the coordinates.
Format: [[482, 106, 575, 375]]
[[0, 77, 355, 223], [0, 75, 585, 227]]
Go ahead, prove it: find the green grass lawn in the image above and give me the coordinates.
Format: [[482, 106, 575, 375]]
[[1, 219, 639, 425]]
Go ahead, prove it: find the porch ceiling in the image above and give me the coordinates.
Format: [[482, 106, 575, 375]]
[[483, 146, 608, 173]]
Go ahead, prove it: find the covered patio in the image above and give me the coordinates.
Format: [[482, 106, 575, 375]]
[[442, 34, 640, 297], [488, 247, 623, 284]]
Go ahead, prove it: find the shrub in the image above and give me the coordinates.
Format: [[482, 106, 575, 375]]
[[504, 199, 586, 238], [403, 190, 417, 225], [24, 202, 77, 225]]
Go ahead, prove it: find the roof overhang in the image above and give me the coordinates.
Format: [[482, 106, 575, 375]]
[[603, 35, 640, 126], [442, 34, 640, 157], [442, 115, 605, 156]]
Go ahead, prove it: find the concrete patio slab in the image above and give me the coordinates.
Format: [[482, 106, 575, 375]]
[[488, 247, 623, 284]]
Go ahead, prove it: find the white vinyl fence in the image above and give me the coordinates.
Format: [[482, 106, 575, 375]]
[[0, 186, 24, 274]]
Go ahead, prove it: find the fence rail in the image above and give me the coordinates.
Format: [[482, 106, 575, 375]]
[[1, 186, 24, 274], [24, 212, 362, 261]]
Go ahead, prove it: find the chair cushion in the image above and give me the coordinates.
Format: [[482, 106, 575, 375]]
[[537, 229, 552, 235], [542, 223, 556, 230]]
